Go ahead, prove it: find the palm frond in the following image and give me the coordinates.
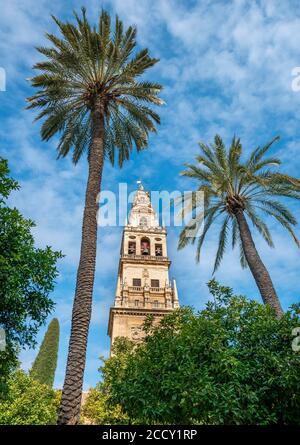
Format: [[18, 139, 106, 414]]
[[239, 237, 248, 269], [213, 215, 229, 273], [245, 204, 274, 247], [246, 136, 280, 171], [257, 207, 300, 248]]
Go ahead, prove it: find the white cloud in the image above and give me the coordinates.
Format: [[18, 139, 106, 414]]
[[1, 0, 300, 389]]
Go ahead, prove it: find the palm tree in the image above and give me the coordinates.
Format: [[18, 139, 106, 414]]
[[27, 8, 163, 424], [179, 135, 300, 318]]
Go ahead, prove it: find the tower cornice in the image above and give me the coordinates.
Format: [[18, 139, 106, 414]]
[[124, 225, 167, 235], [107, 306, 174, 337], [120, 254, 171, 267]]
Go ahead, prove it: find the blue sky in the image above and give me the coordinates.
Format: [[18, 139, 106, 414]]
[[1, 0, 300, 389]]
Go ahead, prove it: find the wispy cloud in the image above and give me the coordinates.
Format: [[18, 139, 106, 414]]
[[1, 0, 299, 388]]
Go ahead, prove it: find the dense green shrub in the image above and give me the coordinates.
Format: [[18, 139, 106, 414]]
[[30, 318, 60, 387], [81, 385, 129, 425], [0, 158, 62, 393], [103, 281, 300, 424], [0, 370, 60, 424]]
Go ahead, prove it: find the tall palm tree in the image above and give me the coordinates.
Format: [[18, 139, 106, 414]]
[[27, 8, 163, 424], [179, 135, 300, 318]]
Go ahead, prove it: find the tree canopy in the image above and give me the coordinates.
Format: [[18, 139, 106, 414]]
[[179, 135, 300, 271], [27, 7, 163, 166], [100, 281, 300, 424], [0, 158, 62, 392], [30, 318, 60, 387], [0, 370, 60, 425]]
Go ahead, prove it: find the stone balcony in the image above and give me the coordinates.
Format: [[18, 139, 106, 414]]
[[121, 253, 171, 265], [115, 283, 179, 310], [125, 301, 166, 309], [127, 285, 166, 294]]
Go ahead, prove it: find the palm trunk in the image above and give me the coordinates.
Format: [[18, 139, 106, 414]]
[[234, 208, 283, 318], [57, 99, 105, 425]]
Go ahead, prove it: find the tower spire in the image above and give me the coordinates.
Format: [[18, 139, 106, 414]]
[[128, 183, 159, 228]]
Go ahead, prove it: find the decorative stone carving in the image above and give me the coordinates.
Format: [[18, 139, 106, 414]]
[[131, 326, 142, 341]]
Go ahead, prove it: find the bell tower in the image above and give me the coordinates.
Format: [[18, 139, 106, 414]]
[[107, 182, 180, 351]]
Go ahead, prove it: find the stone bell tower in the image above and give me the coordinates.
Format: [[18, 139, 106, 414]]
[[107, 182, 180, 351]]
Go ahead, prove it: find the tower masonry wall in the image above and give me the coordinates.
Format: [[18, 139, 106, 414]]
[[107, 184, 179, 353]]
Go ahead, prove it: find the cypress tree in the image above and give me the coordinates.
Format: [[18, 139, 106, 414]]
[[30, 318, 60, 387]]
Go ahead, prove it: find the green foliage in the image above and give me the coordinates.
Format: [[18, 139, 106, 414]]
[[27, 7, 163, 166], [30, 318, 60, 387], [81, 338, 134, 424], [81, 385, 129, 425], [104, 281, 300, 424], [0, 158, 62, 391], [178, 135, 300, 270], [0, 158, 19, 202], [0, 370, 60, 425]]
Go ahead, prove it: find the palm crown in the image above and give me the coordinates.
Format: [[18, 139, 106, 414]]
[[179, 135, 300, 273], [27, 8, 163, 166]]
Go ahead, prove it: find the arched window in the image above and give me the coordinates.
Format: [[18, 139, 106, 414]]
[[141, 237, 150, 255], [139, 216, 148, 226], [128, 241, 136, 255], [155, 244, 162, 256]]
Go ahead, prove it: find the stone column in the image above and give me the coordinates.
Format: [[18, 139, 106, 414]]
[[122, 284, 129, 307], [144, 284, 151, 309], [136, 235, 141, 255]]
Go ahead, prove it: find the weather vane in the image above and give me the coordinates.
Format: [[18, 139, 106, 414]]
[[136, 179, 144, 190]]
